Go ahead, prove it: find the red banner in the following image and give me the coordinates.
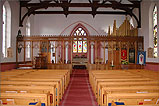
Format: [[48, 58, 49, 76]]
[[121, 49, 127, 60]]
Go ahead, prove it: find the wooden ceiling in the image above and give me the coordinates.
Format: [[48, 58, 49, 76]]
[[19, 0, 142, 28]]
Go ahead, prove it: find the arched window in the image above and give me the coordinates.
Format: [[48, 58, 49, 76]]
[[73, 27, 87, 53], [153, 5, 158, 58], [130, 18, 134, 28], [26, 18, 31, 58], [26, 18, 30, 36], [2, 1, 11, 58]]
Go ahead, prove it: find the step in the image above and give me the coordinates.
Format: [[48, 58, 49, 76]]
[[18, 64, 33, 69]]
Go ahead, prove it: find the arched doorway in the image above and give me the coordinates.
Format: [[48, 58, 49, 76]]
[[71, 24, 89, 69]]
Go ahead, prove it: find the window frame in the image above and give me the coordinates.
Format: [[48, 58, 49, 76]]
[[26, 18, 31, 59], [2, 1, 11, 58], [153, 5, 158, 58], [72, 27, 88, 54]]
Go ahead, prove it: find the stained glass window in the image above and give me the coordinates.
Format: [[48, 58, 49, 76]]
[[153, 5, 158, 58], [78, 41, 82, 53], [73, 41, 77, 53], [83, 41, 87, 53], [73, 27, 87, 53]]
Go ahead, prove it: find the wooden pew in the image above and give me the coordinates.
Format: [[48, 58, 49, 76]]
[[89, 69, 159, 106], [0, 93, 50, 106], [99, 86, 159, 106], [103, 93, 159, 106], [0, 102, 42, 106], [0, 69, 36, 80], [0, 85, 55, 106], [8, 75, 64, 98], [95, 78, 153, 95], [97, 81, 159, 103], [89, 70, 157, 96], [89, 70, 142, 88], [1, 80, 60, 105], [91, 75, 147, 94], [13, 69, 70, 94], [1, 69, 70, 106], [126, 69, 159, 80], [29, 69, 70, 89]]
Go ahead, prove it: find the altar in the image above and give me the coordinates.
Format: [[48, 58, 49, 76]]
[[72, 57, 88, 69]]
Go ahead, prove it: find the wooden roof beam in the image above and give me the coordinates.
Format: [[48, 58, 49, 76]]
[[32, 11, 127, 15], [20, 3, 139, 8], [39, 0, 53, 3], [19, 0, 141, 28]]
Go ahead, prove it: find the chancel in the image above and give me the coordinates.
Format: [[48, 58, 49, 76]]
[[0, 0, 159, 106]]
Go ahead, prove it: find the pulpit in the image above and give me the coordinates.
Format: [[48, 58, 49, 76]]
[[34, 53, 47, 69]]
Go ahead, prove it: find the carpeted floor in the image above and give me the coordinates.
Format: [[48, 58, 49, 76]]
[[59, 69, 98, 106]]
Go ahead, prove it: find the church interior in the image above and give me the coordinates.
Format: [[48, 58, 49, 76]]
[[0, 0, 159, 106]]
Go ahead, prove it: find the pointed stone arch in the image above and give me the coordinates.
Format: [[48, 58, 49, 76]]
[[71, 23, 89, 54], [70, 23, 90, 36]]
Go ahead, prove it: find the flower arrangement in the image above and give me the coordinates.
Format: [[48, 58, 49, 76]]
[[121, 60, 128, 65]]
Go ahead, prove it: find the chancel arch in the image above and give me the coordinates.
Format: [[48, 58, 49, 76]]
[[70, 24, 90, 69], [71, 24, 89, 55]]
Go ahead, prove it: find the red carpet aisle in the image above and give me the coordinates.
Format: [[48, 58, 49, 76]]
[[59, 69, 98, 106]]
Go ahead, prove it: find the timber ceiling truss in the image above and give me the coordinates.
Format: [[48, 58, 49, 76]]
[[19, 0, 142, 28]]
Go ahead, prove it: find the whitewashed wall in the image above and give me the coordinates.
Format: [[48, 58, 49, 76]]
[[0, 0, 34, 63], [0, 1, 2, 63], [140, 1, 159, 63], [33, 14, 125, 35], [0, 0, 20, 63]]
